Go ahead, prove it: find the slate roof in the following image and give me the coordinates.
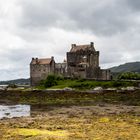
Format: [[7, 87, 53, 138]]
[[70, 44, 95, 52], [31, 58, 53, 65]]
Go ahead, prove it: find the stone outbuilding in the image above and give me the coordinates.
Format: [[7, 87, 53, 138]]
[[30, 57, 55, 86]]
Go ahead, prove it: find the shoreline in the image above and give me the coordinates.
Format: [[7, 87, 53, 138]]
[[0, 89, 140, 106]]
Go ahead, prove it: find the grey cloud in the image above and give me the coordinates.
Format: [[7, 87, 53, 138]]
[[0, 0, 140, 80], [125, 0, 140, 11], [18, 0, 136, 36], [0, 68, 29, 81]]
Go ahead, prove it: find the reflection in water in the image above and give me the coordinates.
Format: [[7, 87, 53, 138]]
[[0, 105, 30, 119]]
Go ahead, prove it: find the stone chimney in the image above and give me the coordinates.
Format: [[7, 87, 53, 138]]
[[35, 58, 38, 63], [90, 42, 94, 47], [51, 56, 54, 60], [71, 44, 76, 49]]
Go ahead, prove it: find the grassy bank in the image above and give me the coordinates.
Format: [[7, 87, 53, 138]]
[[38, 78, 139, 90]]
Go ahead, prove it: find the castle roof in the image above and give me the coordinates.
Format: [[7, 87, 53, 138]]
[[31, 57, 54, 65], [70, 42, 95, 52]]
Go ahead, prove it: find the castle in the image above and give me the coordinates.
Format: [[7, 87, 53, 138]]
[[30, 42, 111, 86]]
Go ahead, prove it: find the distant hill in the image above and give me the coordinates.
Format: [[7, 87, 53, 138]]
[[109, 62, 140, 73], [0, 78, 30, 85]]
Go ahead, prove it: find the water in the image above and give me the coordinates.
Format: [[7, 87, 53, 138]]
[[0, 105, 30, 119], [0, 85, 8, 90]]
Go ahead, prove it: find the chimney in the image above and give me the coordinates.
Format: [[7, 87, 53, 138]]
[[71, 44, 76, 48], [36, 58, 38, 63], [51, 56, 54, 60], [90, 42, 94, 47]]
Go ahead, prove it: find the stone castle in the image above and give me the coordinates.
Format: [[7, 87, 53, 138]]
[[30, 42, 111, 86]]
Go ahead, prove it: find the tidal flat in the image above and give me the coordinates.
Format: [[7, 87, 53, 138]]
[[0, 89, 140, 140]]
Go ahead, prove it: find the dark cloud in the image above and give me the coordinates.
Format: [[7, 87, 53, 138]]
[[126, 0, 140, 11], [19, 0, 136, 36]]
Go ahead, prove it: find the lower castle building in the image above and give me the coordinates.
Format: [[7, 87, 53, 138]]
[[30, 42, 111, 86]]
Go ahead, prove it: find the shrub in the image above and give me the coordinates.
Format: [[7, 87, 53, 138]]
[[8, 84, 17, 88], [56, 75, 64, 80], [44, 75, 57, 88]]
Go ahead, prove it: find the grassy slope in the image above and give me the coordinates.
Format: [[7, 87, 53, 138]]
[[109, 62, 140, 73]]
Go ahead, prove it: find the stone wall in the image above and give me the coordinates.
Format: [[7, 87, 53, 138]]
[[67, 43, 101, 79], [30, 61, 55, 86], [55, 63, 67, 76], [99, 69, 111, 80]]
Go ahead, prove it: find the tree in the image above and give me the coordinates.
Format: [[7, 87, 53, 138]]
[[118, 72, 140, 80]]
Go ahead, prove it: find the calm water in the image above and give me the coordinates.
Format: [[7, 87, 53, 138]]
[[0, 85, 8, 90], [0, 105, 30, 119]]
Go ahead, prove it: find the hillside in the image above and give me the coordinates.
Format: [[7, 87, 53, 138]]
[[0, 78, 30, 85], [109, 62, 140, 73]]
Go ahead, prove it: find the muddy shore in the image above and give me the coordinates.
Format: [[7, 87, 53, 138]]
[[0, 89, 140, 105]]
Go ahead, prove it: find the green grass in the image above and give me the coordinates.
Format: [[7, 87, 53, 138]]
[[40, 79, 138, 90]]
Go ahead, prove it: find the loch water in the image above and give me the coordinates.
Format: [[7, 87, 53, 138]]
[[0, 105, 30, 119]]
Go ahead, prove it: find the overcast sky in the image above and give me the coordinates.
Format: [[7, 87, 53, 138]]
[[0, 0, 140, 80]]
